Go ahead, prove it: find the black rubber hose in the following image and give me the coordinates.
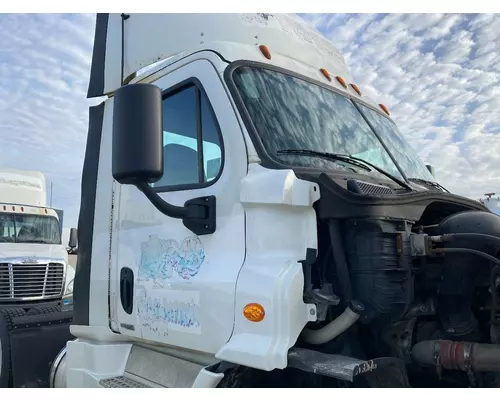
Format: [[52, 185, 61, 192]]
[[440, 233, 500, 247], [490, 266, 500, 327], [440, 248, 500, 266], [442, 248, 500, 334], [328, 220, 352, 302], [437, 248, 500, 338]]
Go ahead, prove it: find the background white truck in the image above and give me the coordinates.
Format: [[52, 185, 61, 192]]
[[0, 169, 75, 387], [52, 13, 500, 388], [480, 193, 500, 215]]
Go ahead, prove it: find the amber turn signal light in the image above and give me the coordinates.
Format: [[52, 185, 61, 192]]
[[243, 303, 265, 322]]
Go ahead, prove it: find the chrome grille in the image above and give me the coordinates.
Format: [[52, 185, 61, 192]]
[[0, 262, 64, 301]]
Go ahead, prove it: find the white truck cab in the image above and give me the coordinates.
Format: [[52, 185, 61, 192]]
[[0, 169, 75, 387], [54, 13, 500, 389]]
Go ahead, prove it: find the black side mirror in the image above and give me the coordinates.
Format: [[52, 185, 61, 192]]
[[112, 83, 216, 236], [69, 227, 78, 248], [112, 83, 163, 185], [425, 164, 435, 177]]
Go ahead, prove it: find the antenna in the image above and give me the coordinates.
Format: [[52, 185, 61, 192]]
[[50, 181, 53, 207]]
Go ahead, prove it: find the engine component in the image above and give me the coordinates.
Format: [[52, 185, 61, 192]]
[[382, 318, 417, 364], [342, 218, 413, 323], [436, 211, 500, 339], [491, 266, 500, 333], [403, 298, 437, 320], [304, 283, 340, 322], [328, 221, 353, 303], [302, 301, 364, 345], [301, 247, 340, 322], [412, 340, 500, 373]]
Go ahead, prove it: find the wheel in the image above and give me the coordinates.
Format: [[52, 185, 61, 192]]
[[0, 314, 11, 388]]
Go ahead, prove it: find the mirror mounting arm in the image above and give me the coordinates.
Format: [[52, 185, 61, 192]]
[[136, 181, 216, 236]]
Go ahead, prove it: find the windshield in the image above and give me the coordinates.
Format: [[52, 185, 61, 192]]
[[232, 66, 430, 183], [0, 213, 61, 244], [356, 103, 436, 182]]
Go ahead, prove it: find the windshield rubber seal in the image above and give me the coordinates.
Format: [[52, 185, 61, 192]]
[[223, 60, 410, 182]]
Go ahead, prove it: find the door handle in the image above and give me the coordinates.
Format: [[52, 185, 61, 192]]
[[120, 267, 134, 315]]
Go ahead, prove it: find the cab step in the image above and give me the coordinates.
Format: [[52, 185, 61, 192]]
[[100, 376, 150, 388], [97, 344, 215, 388]]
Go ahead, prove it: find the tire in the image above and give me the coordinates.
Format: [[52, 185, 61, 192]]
[[0, 314, 11, 388]]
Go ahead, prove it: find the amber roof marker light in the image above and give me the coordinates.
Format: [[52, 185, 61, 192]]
[[335, 76, 347, 88], [320, 68, 332, 82], [259, 45, 271, 60], [350, 83, 362, 96], [379, 104, 390, 116]]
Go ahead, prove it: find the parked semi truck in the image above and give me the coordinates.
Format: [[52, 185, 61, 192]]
[[0, 169, 75, 387], [51, 13, 500, 388]]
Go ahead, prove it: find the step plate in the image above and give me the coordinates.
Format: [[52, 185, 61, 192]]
[[100, 376, 149, 388]]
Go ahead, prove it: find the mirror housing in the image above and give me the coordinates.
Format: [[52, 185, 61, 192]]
[[68, 227, 78, 249], [112, 83, 163, 185], [425, 164, 435, 177], [111, 83, 216, 236]]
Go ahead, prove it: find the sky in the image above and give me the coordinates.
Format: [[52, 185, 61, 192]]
[[0, 13, 499, 228]]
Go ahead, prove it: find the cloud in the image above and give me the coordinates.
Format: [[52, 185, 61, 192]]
[[0, 12, 498, 231], [0, 13, 96, 228], [302, 13, 500, 200]]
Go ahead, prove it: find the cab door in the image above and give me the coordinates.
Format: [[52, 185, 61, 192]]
[[109, 57, 247, 354]]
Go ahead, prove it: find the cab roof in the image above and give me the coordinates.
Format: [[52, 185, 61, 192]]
[[88, 13, 352, 97]]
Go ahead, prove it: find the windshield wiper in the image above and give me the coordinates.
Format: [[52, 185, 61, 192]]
[[408, 178, 449, 193], [277, 148, 412, 191], [278, 149, 370, 171]]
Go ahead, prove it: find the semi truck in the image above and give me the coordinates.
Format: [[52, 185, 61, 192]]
[[0, 169, 75, 387], [51, 13, 500, 388]]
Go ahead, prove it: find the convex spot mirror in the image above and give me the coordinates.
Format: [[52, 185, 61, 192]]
[[68, 227, 78, 248]]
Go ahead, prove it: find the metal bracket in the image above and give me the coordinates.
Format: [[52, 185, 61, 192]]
[[287, 347, 409, 385]]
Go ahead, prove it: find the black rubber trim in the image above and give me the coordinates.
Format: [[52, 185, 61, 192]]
[[87, 13, 109, 99], [0, 300, 61, 310], [151, 77, 225, 193], [73, 102, 105, 326], [11, 310, 73, 329], [0, 313, 10, 387], [308, 171, 488, 221]]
